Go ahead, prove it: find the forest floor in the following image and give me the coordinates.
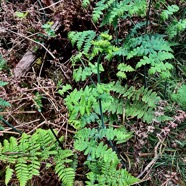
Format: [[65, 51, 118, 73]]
[[0, 0, 186, 186]]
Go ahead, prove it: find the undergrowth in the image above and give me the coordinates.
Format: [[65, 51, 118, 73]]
[[0, 0, 186, 185]]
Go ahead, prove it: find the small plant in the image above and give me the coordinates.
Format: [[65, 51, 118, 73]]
[[15, 11, 28, 19], [33, 92, 43, 112], [0, 81, 10, 108], [0, 56, 11, 130], [42, 22, 56, 37]]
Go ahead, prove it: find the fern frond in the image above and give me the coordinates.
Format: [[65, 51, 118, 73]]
[[73, 62, 104, 82], [0, 129, 74, 186], [55, 149, 75, 186], [15, 158, 29, 186], [128, 0, 147, 17], [93, 0, 146, 25], [117, 63, 135, 79], [115, 34, 174, 78], [92, 0, 112, 23], [161, 5, 179, 20], [0, 81, 8, 87], [9, 137, 18, 152], [171, 84, 186, 110], [74, 127, 132, 161], [55, 166, 75, 186], [82, 0, 92, 8], [86, 160, 140, 186], [105, 81, 163, 123], [107, 1, 130, 24], [0, 98, 11, 108], [166, 19, 186, 39], [0, 55, 7, 70], [5, 166, 14, 186], [27, 156, 40, 179], [68, 30, 96, 52]]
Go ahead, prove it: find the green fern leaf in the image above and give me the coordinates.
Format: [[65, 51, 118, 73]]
[[0, 55, 7, 70], [117, 63, 135, 79], [86, 160, 140, 186], [0, 98, 11, 108], [28, 156, 40, 179], [5, 166, 14, 186], [68, 30, 96, 52], [82, 0, 92, 8], [172, 84, 186, 110], [166, 19, 186, 39], [92, 0, 107, 22], [58, 84, 72, 96], [9, 137, 18, 152], [15, 158, 29, 186], [55, 149, 75, 186], [161, 5, 179, 20], [0, 81, 8, 87]]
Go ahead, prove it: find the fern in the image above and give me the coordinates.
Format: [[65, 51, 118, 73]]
[[107, 0, 146, 25], [73, 62, 104, 82], [92, 0, 115, 23], [166, 19, 186, 39], [171, 84, 186, 110], [54, 149, 75, 186], [0, 98, 11, 108], [117, 63, 135, 79], [92, 0, 146, 25], [0, 129, 75, 186], [104, 81, 170, 123], [86, 161, 139, 186], [0, 81, 10, 108], [82, 0, 92, 8], [74, 127, 138, 185], [0, 54, 7, 70], [58, 84, 72, 96], [15, 158, 30, 186], [115, 34, 174, 78], [74, 127, 132, 148], [65, 81, 168, 127], [64, 85, 113, 129], [68, 30, 96, 52], [161, 5, 179, 20], [5, 166, 14, 186]]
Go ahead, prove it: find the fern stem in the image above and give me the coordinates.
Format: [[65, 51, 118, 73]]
[[48, 124, 64, 149], [163, 79, 168, 99], [145, 0, 152, 32], [115, 26, 119, 47], [97, 54, 126, 168], [97, 54, 105, 129], [0, 117, 22, 134], [143, 66, 147, 88], [143, 0, 153, 88]]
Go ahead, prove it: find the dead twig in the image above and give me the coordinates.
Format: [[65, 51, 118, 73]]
[[6, 29, 56, 59], [39, 0, 64, 11], [0, 131, 20, 135], [137, 139, 165, 179]]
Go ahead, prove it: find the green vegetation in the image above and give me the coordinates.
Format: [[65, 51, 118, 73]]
[[0, 0, 185, 185]]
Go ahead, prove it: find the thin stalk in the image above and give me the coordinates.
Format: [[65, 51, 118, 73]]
[[97, 54, 105, 129], [0, 117, 22, 134], [97, 53, 125, 168], [144, 0, 153, 88], [163, 79, 168, 99], [48, 124, 64, 149]]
